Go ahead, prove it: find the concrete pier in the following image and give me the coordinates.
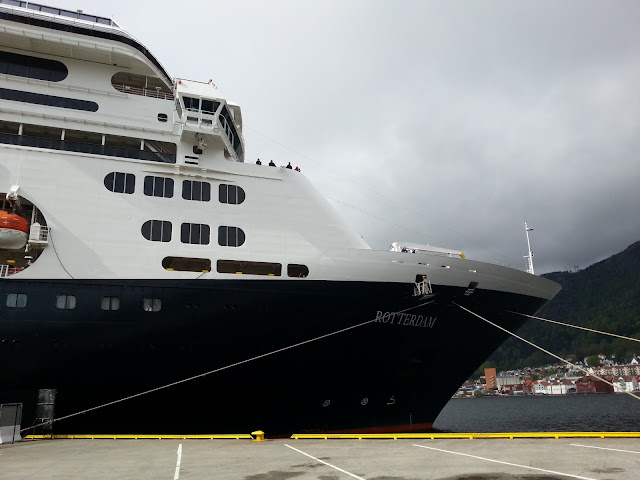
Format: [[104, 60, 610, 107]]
[[2, 435, 639, 479]]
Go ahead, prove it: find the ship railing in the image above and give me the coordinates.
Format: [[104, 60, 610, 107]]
[[0, 265, 24, 278], [28, 225, 49, 246], [413, 279, 433, 297], [112, 84, 174, 101]]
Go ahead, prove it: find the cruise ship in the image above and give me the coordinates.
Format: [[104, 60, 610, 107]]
[[0, 1, 560, 435]]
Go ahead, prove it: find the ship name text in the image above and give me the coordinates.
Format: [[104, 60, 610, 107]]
[[374, 311, 437, 328]]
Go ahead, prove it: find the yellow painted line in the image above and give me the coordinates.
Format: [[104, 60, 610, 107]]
[[290, 432, 640, 440], [25, 434, 253, 440]]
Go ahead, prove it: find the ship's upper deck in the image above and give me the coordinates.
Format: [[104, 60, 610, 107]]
[[0, 0, 172, 86], [0, 0, 119, 27]]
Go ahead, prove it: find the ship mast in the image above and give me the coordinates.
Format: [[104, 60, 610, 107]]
[[524, 221, 534, 275]]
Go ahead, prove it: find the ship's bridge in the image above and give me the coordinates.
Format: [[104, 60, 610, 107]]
[[173, 78, 245, 163]]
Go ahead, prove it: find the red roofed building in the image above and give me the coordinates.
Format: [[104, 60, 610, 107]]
[[576, 376, 614, 394]]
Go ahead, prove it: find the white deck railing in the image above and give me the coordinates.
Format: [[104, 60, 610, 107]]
[[112, 84, 174, 101], [414, 279, 433, 297]]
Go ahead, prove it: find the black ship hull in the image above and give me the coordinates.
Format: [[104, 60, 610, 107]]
[[1, 278, 546, 435]]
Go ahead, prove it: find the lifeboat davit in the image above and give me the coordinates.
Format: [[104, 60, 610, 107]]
[[0, 211, 29, 250]]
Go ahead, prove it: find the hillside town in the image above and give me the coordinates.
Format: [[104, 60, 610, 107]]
[[456, 355, 640, 397]]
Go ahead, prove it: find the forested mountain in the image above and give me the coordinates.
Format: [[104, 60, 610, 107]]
[[484, 240, 640, 371]]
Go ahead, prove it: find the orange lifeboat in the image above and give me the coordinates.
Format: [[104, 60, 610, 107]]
[[0, 211, 29, 250]]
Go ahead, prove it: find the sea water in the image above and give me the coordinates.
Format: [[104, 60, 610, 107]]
[[433, 394, 640, 432]]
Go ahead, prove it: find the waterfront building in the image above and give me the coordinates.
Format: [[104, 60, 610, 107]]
[[576, 376, 615, 394]]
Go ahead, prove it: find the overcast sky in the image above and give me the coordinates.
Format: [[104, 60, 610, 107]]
[[50, 0, 640, 273]]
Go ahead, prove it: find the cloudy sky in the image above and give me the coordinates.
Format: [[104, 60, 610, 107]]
[[50, 0, 640, 273]]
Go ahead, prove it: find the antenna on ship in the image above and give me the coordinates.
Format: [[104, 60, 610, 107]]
[[523, 222, 535, 275]]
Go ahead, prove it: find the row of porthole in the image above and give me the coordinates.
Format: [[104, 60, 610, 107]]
[[142, 221, 245, 247], [4, 294, 161, 311], [105, 172, 245, 205]]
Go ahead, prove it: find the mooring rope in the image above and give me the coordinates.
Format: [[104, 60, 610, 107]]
[[507, 311, 640, 344], [22, 298, 433, 432], [454, 302, 640, 402]]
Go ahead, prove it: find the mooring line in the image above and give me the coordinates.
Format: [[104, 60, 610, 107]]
[[22, 299, 433, 432], [507, 311, 640, 344], [454, 303, 640, 402]]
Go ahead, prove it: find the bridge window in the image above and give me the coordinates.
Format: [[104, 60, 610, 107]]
[[183, 96, 200, 112], [182, 180, 211, 201], [217, 260, 281, 276], [218, 226, 245, 247], [287, 264, 309, 278], [0, 50, 68, 82], [104, 172, 135, 194], [181, 223, 210, 245], [162, 256, 211, 272], [219, 184, 245, 205], [141, 220, 172, 242], [56, 295, 76, 310], [202, 99, 220, 114], [144, 176, 174, 198], [6, 293, 27, 308]]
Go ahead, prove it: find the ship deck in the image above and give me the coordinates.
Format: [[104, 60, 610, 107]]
[[2, 435, 639, 479]]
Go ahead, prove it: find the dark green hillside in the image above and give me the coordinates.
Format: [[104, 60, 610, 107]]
[[484, 241, 640, 371]]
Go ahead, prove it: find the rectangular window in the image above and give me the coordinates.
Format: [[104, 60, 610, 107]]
[[101, 296, 120, 311], [104, 172, 135, 194], [182, 180, 211, 201], [183, 96, 200, 111], [218, 226, 245, 247], [56, 295, 76, 310], [181, 223, 210, 245], [162, 256, 211, 273], [143, 298, 162, 312], [6, 293, 27, 308], [144, 176, 174, 198], [217, 260, 282, 276], [287, 264, 309, 278], [141, 220, 172, 242], [218, 184, 246, 205]]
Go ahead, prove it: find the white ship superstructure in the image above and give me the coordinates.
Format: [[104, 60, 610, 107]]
[[0, 2, 560, 435]]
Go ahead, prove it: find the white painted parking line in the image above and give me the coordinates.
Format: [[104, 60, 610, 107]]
[[413, 444, 597, 480], [571, 443, 640, 454], [173, 443, 182, 480], [284, 444, 366, 480]]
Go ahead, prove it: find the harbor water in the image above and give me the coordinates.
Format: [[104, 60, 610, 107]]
[[433, 393, 640, 432]]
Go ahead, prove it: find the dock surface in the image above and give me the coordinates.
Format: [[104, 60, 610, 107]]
[[2, 437, 639, 479]]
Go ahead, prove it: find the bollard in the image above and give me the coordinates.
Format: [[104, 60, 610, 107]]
[[251, 430, 265, 442]]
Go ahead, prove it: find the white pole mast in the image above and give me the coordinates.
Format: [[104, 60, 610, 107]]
[[524, 221, 534, 275]]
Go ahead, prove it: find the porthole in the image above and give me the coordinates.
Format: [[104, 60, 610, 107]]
[[157, 113, 168, 122], [143, 298, 161, 312], [56, 295, 76, 310], [6, 293, 27, 308], [101, 296, 120, 311]]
